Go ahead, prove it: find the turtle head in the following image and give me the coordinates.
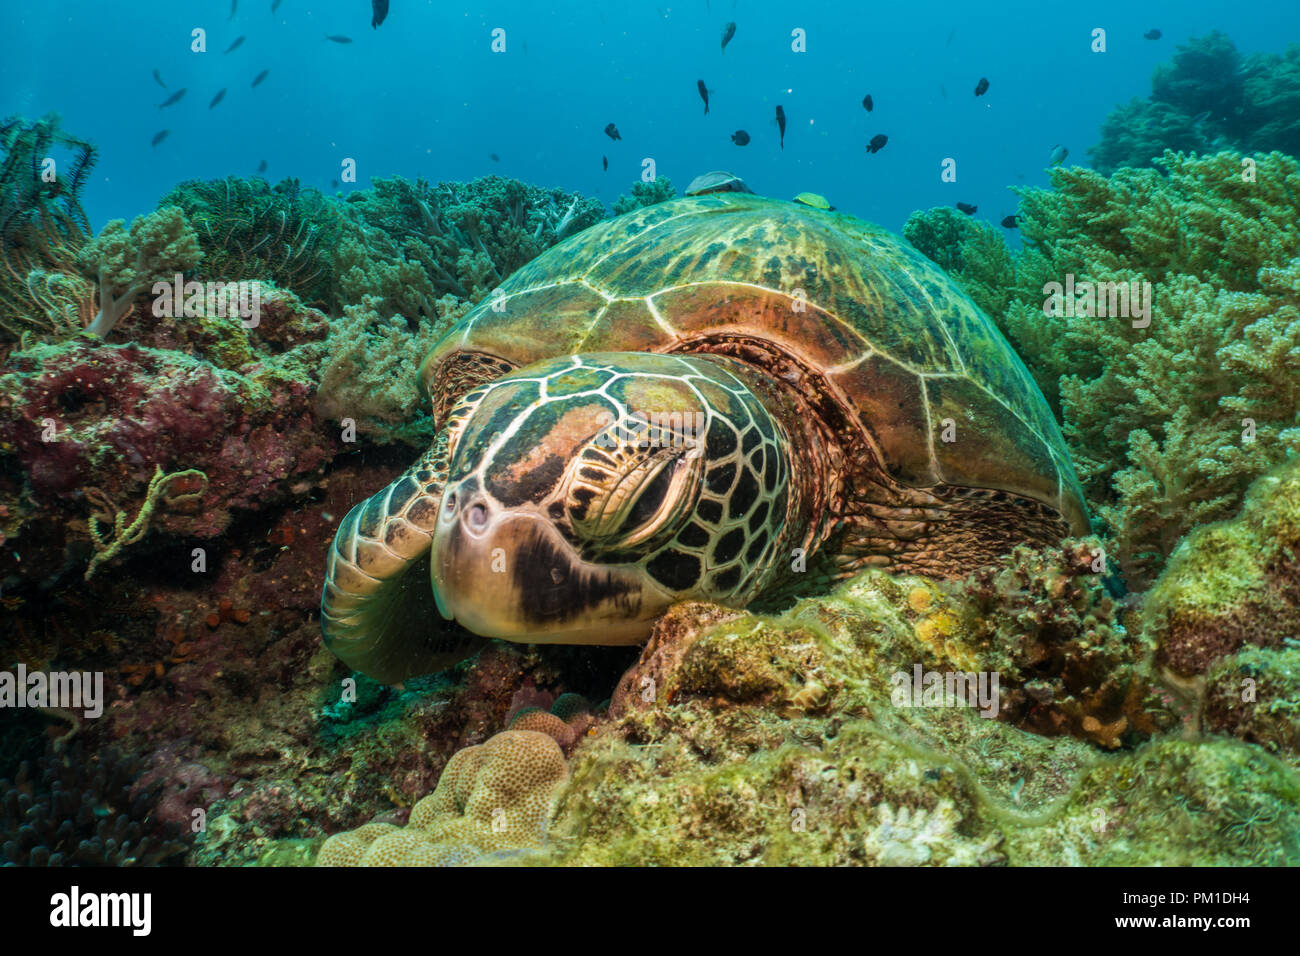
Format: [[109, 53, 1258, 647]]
[[430, 353, 793, 644]]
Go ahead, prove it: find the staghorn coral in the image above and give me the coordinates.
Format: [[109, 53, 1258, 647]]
[[0, 740, 189, 866], [74, 206, 202, 339], [158, 176, 345, 312], [0, 114, 96, 342], [612, 176, 677, 215], [1143, 457, 1300, 677]]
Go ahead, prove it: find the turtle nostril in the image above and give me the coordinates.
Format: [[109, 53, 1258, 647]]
[[443, 492, 457, 514], [466, 502, 489, 531]]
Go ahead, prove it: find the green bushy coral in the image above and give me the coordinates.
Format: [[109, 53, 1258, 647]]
[[75, 207, 203, 338], [314, 292, 471, 445], [158, 176, 345, 312], [902, 207, 1013, 321], [340, 175, 603, 313], [1091, 32, 1300, 174], [612, 176, 676, 215], [906, 151, 1300, 587]]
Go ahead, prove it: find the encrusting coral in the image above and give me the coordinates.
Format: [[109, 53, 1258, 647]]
[[1142, 457, 1300, 678]]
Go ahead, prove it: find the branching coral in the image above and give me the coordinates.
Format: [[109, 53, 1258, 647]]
[[612, 176, 677, 215], [84, 464, 208, 580], [74, 207, 202, 338], [907, 151, 1300, 587], [340, 175, 603, 311], [902, 207, 1014, 321], [1090, 32, 1300, 174], [158, 176, 344, 311], [314, 292, 470, 446]]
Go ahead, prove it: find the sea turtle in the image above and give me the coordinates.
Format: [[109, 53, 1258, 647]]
[[321, 193, 1088, 683], [685, 171, 753, 196]]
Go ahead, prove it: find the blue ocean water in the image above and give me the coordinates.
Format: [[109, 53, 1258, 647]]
[[3, 0, 1297, 233]]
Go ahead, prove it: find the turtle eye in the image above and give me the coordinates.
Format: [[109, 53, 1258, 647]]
[[567, 447, 703, 550]]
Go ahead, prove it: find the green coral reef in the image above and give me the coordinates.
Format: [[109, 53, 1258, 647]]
[[905, 150, 1300, 588], [4, 81, 1300, 869], [312, 540, 1299, 866], [1090, 32, 1300, 174]]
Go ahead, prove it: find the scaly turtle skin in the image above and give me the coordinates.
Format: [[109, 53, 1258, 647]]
[[321, 194, 1088, 683]]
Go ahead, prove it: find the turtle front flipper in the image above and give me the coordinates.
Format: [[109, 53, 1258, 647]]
[[321, 435, 487, 684]]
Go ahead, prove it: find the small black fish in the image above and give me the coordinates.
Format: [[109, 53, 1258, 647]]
[[956, 202, 977, 215], [489, 153, 500, 162], [157, 88, 187, 108], [731, 129, 750, 146], [602, 155, 608, 171], [721, 21, 736, 53], [152, 68, 166, 88], [257, 159, 268, 173], [862, 94, 873, 112], [252, 69, 269, 88], [229, 0, 237, 20], [209, 88, 227, 109], [331, 179, 339, 189], [604, 122, 621, 141], [697, 79, 710, 115], [1144, 29, 1161, 40], [372, 0, 389, 29], [325, 34, 353, 43], [225, 35, 245, 54], [866, 133, 887, 154], [974, 77, 989, 96], [271, 0, 283, 13], [775, 105, 786, 149], [1000, 215, 1018, 228], [151, 130, 170, 147]]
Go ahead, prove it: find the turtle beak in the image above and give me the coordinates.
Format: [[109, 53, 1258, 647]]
[[430, 482, 665, 644]]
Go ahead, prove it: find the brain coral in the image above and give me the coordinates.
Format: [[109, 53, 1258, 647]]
[[317, 729, 567, 866]]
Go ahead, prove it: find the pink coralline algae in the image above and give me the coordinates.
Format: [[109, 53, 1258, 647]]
[[0, 334, 334, 545]]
